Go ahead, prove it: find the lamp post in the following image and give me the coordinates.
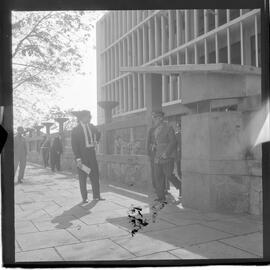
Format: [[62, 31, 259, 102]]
[[41, 122, 54, 135], [33, 125, 44, 136], [98, 101, 119, 124], [54, 117, 69, 134]]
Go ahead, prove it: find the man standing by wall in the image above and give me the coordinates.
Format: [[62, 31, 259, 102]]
[[50, 134, 63, 172], [71, 110, 104, 203], [14, 126, 27, 183], [147, 111, 181, 202]]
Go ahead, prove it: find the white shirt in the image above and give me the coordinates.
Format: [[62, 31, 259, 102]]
[[80, 121, 95, 148]]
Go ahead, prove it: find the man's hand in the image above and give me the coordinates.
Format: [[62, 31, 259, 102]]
[[76, 158, 82, 169]]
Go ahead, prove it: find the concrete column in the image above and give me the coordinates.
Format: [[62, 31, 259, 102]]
[[34, 125, 43, 136], [54, 117, 68, 134], [41, 122, 54, 135], [144, 74, 163, 124]]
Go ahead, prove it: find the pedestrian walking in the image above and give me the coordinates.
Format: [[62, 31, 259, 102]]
[[50, 134, 63, 172], [146, 111, 182, 202], [14, 126, 27, 183], [40, 135, 50, 168], [71, 110, 104, 203]]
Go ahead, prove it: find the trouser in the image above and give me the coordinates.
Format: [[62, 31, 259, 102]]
[[153, 159, 181, 201], [51, 153, 61, 171], [176, 157, 182, 179], [14, 155, 26, 181], [42, 149, 50, 167], [77, 150, 100, 200]]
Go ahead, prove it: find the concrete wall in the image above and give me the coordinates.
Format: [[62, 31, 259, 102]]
[[182, 112, 262, 215]]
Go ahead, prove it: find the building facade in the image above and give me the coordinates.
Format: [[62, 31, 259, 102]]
[[96, 9, 261, 214]]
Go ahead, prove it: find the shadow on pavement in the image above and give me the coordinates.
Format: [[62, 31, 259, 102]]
[[51, 200, 98, 229]]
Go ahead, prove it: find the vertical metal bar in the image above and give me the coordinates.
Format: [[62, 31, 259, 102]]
[[176, 10, 181, 46], [185, 47, 188, 64], [255, 15, 259, 67], [132, 74, 136, 109], [168, 10, 173, 50], [194, 10, 198, 38], [161, 15, 167, 53], [148, 20, 154, 60], [132, 32, 136, 66], [128, 76, 132, 111], [204, 9, 208, 33], [227, 28, 231, 64], [215, 9, 219, 63], [154, 16, 161, 58], [184, 10, 188, 43], [194, 44, 198, 64], [137, 29, 142, 65], [124, 78, 127, 112], [204, 39, 208, 64], [240, 21, 244, 65], [162, 76, 166, 103], [138, 74, 141, 109]]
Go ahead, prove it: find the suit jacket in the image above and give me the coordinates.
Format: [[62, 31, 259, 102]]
[[71, 123, 101, 162], [51, 137, 63, 155], [14, 134, 27, 157], [146, 121, 177, 162]]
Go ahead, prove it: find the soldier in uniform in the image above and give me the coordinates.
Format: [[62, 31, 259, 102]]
[[71, 110, 104, 203], [147, 111, 181, 202], [14, 126, 27, 183]]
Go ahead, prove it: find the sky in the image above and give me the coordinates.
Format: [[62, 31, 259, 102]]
[[57, 11, 105, 125]]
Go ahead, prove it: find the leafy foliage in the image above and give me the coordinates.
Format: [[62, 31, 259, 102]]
[[12, 11, 103, 128]]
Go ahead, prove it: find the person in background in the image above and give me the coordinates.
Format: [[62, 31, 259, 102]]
[[71, 110, 104, 203], [40, 135, 50, 168], [175, 122, 182, 180], [50, 134, 63, 172], [14, 126, 27, 183], [146, 111, 182, 203]]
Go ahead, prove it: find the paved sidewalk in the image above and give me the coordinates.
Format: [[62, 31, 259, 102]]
[[15, 163, 263, 262]]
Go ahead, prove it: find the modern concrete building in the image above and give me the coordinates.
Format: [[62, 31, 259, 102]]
[[96, 9, 262, 215]]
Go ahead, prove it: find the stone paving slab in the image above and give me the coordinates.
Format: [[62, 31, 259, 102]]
[[170, 241, 257, 259], [144, 224, 232, 248], [16, 229, 80, 251], [15, 164, 263, 261], [32, 215, 86, 231], [15, 221, 39, 234], [107, 214, 177, 233], [56, 239, 135, 260], [67, 223, 129, 242], [16, 209, 51, 221], [79, 208, 128, 226], [131, 251, 179, 260], [16, 248, 64, 262], [19, 201, 60, 211], [200, 219, 261, 236], [220, 232, 263, 257], [112, 234, 177, 256]]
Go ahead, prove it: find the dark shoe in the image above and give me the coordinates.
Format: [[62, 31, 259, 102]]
[[81, 199, 89, 204], [94, 197, 105, 201]]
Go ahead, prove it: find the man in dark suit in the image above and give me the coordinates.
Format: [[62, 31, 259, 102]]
[[71, 110, 103, 203], [146, 111, 181, 202], [50, 134, 63, 172], [14, 126, 27, 183]]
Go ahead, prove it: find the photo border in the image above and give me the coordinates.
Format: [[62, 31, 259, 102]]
[[1, 0, 269, 267]]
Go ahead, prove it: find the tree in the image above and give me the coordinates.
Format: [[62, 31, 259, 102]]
[[12, 11, 104, 128], [43, 105, 78, 131]]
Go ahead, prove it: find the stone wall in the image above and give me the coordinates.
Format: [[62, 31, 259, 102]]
[[182, 111, 262, 215]]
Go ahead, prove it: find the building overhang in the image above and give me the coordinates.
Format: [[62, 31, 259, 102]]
[[120, 63, 261, 76]]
